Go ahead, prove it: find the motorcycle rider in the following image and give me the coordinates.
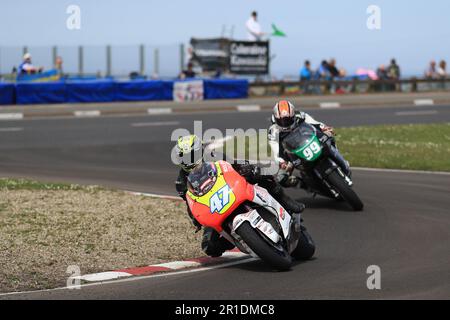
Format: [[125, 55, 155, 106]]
[[173, 134, 305, 257], [268, 100, 350, 187]]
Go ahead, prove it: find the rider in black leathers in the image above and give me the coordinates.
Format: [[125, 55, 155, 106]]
[[174, 134, 305, 257]]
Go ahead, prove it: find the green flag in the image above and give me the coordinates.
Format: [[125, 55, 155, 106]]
[[271, 23, 286, 37]]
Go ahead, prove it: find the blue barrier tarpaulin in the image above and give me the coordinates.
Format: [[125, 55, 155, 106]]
[[115, 80, 173, 101], [0, 83, 15, 105], [66, 80, 116, 103], [16, 82, 66, 105], [204, 79, 248, 99], [10, 78, 248, 105]]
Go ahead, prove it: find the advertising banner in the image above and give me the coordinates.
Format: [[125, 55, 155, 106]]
[[190, 38, 230, 72], [173, 80, 204, 102]]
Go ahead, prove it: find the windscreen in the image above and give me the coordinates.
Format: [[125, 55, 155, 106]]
[[282, 123, 317, 151]]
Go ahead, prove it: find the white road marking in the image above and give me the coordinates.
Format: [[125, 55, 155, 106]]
[[0, 113, 24, 120], [131, 121, 180, 127], [74, 110, 101, 117], [0, 127, 23, 132], [319, 102, 341, 109], [155, 261, 202, 270], [147, 108, 172, 115], [414, 99, 434, 106], [237, 105, 261, 112], [395, 110, 438, 116], [127, 191, 181, 201], [73, 271, 132, 282]]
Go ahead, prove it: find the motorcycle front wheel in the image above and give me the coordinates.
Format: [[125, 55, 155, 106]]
[[327, 170, 364, 211], [236, 222, 292, 271], [291, 225, 315, 260]]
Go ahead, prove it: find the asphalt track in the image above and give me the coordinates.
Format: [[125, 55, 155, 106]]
[[1, 103, 449, 299]]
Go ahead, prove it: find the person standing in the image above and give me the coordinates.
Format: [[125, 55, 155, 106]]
[[425, 60, 438, 79], [300, 60, 312, 81], [246, 11, 264, 41], [300, 60, 312, 94], [387, 58, 401, 80], [18, 53, 43, 74], [437, 60, 447, 78]]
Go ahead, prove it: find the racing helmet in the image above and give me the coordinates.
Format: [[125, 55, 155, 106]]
[[174, 134, 204, 172], [272, 100, 296, 131]]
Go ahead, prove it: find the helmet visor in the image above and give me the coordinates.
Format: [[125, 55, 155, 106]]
[[276, 116, 295, 128]]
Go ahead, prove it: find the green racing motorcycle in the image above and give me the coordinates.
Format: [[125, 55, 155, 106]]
[[281, 122, 364, 211]]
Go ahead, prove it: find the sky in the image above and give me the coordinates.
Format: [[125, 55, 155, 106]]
[[1, 0, 449, 77]]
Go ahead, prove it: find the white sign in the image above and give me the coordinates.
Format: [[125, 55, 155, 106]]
[[173, 80, 204, 102]]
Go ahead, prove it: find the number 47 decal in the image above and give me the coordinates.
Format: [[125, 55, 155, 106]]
[[210, 185, 231, 214]]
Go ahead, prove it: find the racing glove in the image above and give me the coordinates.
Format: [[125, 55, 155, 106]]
[[320, 125, 335, 137], [175, 180, 187, 200]]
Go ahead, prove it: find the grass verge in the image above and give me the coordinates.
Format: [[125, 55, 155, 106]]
[[336, 123, 450, 172], [0, 179, 202, 293]]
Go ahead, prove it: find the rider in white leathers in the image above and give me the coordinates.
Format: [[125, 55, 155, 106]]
[[268, 100, 350, 187]]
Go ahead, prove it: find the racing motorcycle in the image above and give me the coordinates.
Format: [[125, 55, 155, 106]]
[[186, 160, 315, 271], [281, 122, 364, 211]]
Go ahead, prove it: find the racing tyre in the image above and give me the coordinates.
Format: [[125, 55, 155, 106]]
[[291, 226, 315, 260], [327, 171, 364, 211], [236, 222, 292, 271]]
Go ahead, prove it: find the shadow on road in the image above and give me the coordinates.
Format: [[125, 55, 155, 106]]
[[296, 196, 355, 212], [228, 257, 318, 273]]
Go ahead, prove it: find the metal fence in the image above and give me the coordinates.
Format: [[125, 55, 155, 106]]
[[0, 44, 185, 79], [249, 78, 450, 96]]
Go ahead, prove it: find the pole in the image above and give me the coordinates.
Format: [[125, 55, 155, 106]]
[[78, 46, 84, 75], [139, 44, 145, 76], [106, 45, 112, 77], [153, 47, 159, 77], [179, 43, 185, 74]]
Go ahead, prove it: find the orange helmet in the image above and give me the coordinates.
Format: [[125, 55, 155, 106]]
[[273, 100, 296, 131]]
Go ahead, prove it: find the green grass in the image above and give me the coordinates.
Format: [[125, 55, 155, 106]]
[[0, 178, 102, 191], [336, 123, 450, 172], [222, 123, 450, 172]]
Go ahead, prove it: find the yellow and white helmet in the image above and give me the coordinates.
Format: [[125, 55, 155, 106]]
[[174, 134, 204, 172]]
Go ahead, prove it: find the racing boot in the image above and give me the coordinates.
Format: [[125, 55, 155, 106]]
[[201, 227, 235, 257], [330, 145, 351, 177]]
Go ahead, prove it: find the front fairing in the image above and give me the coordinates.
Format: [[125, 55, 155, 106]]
[[283, 123, 323, 162], [186, 161, 254, 232]]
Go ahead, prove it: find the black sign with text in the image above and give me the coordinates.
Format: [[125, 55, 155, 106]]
[[190, 38, 270, 75], [229, 41, 269, 75]]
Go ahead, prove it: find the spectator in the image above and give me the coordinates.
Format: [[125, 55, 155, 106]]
[[327, 58, 340, 78], [246, 11, 264, 41], [424, 60, 438, 79], [437, 60, 447, 78], [18, 53, 43, 74], [179, 62, 196, 79], [299, 60, 312, 81], [375, 64, 389, 92], [315, 60, 330, 80], [387, 58, 401, 79], [55, 56, 63, 73], [376, 64, 388, 80]]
